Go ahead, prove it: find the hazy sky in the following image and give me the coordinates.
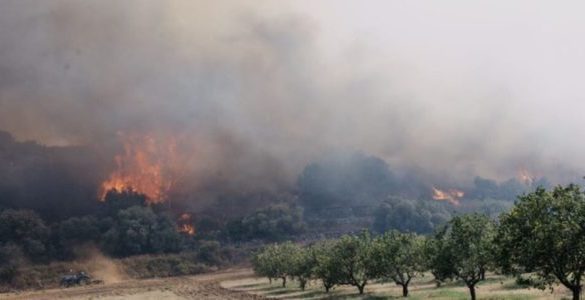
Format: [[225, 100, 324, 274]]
[[1, 1, 584, 185]]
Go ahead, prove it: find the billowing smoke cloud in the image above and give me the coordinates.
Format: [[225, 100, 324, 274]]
[[1, 0, 585, 205]]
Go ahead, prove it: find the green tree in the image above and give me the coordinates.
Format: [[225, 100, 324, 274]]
[[103, 206, 181, 256], [423, 230, 454, 287], [497, 184, 585, 300], [371, 231, 426, 297], [252, 246, 278, 284], [438, 214, 496, 300], [0, 243, 23, 284], [334, 232, 376, 294], [228, 204, 306, 242], [312, 240, 343, 293], [289, 245, 315, 290], [0, 209, 49, 261], [372, 198, 451, 234], [252, 242, 297, 287]]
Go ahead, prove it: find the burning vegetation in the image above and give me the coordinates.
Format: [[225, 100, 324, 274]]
[[99, 133, 178, 204], [177, 213, 195, 236], [517, 168, 535, 186], [431, 187, 464, 206]]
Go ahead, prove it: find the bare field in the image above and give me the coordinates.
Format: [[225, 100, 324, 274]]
[[0, 269, 262, 300]]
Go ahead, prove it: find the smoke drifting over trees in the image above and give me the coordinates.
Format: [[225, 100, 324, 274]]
[[1, 1, 585, 212]]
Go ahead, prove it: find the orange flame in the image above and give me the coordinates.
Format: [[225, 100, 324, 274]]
[[177, 213, 195, 235], [432, 187, 464, 206], [99, 133, 177, 204], [178, 224, 196, 235], [517, 169, 535, 186]]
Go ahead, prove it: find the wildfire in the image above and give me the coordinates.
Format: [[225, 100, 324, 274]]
[[177, 213, 195, 236], [99, 133, 178, 204], [432, 187, 464, 206], [517, 169, 535, 186]]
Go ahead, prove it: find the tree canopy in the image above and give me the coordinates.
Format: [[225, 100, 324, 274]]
[[433, 214, 496, 300], [498, 184, 585, 300]]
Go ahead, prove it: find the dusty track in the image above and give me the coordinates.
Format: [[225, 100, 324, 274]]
[[0, 269, 263, 300]]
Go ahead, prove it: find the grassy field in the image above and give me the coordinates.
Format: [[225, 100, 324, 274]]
[[222, 273, 573, 300]]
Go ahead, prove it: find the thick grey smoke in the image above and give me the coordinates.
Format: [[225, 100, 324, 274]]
[[1, 0, 584, 193]]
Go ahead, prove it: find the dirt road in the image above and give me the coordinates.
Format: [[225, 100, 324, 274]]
[[0, 269, 263, 300]]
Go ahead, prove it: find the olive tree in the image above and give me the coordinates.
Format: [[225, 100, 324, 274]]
[[437, 214, 496, 300], [423, 229, 455, 287], [252, 242, 297, 287], [312, 240, 343, 293], [371, 231, 426, 297], [498, 184, 585, 300], [289, 245, 315, 290], [333, 232, 377, 294], [252, 246, 278, 284]]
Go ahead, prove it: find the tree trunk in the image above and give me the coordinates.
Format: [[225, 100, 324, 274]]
[[356, 283, 366, 294], [269, 278, 272, 284], [325, 285, 330, 293], [282, 277, 286, 288], [480, 270, 486, 281], [300, 279, 306, 291], [572, 286, 581, 300], [401, 283, 409, 297], [468, 284, 476, 300]]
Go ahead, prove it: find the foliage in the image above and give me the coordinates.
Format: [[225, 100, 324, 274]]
[[103, 206, 182, 257], [0, 209, 49, 261], [298, 152, 396, 212], [287, 244, 315, 290], [497, 184, 585, 300], [252, 242, 298, 287], [435, 213, 496, 300], [423, 228, 455, 286], [373, 197, 451, 234], [226, 203, 305, 242], [333, 232, 377, 294], [311, 240, 343, 292], [370, 230, 426, 297], [0, 243, 23, 284], [100, 190, 148, 216]]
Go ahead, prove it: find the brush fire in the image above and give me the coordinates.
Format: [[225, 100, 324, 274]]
[[177, 213, 196, 236], [99, 133, 178, 204], [432, 187, 464, 206], [517, 168, 535, 186]]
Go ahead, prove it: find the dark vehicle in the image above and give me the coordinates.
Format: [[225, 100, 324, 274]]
[[60, 271, 90, 287]]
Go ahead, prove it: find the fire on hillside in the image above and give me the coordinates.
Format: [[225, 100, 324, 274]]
[[432, 187, 464, 206], [99, 133, 179, 204], [177, 213, 196, 236]]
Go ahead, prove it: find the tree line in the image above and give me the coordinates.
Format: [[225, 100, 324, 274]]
[[0, 190, 236, 286], [253, 183, 585, 300]]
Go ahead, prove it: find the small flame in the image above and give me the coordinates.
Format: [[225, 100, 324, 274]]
[[177, 213, 195, 236], [517, 169, 535, 186], [99, 133, 178, 204], [178, 224, 196, 235], [432, 187, 464, 206]]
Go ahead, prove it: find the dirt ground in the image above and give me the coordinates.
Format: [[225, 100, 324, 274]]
[[0, 269, 263, 300]]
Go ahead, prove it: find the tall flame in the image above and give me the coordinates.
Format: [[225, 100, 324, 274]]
[[99, 133, 177, 204], [432, 187, 464, 206]]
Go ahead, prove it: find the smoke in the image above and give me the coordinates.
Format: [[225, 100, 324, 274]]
[[1, 0, 585, 201], [73, 245, 127, 284]]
